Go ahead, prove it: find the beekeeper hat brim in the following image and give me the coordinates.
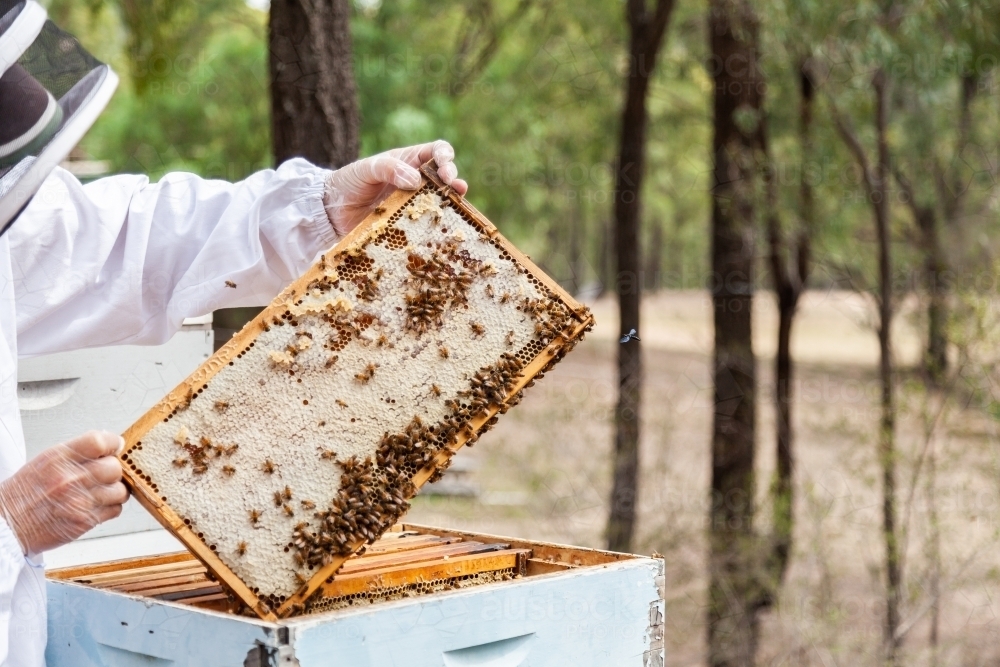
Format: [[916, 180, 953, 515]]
[[0, 0, 118, 235]]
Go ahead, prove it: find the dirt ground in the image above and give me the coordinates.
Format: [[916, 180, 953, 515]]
[[407, 289, 1000, 666]]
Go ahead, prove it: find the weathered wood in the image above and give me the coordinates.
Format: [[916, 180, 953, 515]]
[[526, 559, 576, 576], [361, 534, 460, 556], [403, 524, 636, 567], [337, 541, 502, 574], [318, 550, 531, 600], [46, 551, 194, 580]]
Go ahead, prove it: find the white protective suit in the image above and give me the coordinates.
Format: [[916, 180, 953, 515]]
[[0, 158, 336, 666]]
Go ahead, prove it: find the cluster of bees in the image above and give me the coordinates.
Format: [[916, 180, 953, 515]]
[[171, 427, 238, 476], [453, 353, 525, 419], [517, 296, 576, 347], [291, 454, 411, 568], [403, 251, 474, 335], [287, 350, 530, 572]]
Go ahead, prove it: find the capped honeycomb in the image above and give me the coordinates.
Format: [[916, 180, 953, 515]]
[[120, 161, 594, 619]]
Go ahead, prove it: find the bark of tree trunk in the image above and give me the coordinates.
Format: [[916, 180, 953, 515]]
[[598, 217, 612, 296], [645, 221, 664, 291], [269, 0, 360, 169], [706, 0, 762, 664], [606, 0, 676, 553], [924, 219, 947, 383], [924, 72, 976, 383], [830, 64, 898, 664], [762, 59, 814, 596]]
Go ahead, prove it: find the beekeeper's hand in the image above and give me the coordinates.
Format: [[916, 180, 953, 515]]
[[0, 431, 128, 555], [324, 140, 468, 237]]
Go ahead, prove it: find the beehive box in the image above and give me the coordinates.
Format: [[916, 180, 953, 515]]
[[46, 525, 665, 667], [119, 161, 594, 620]]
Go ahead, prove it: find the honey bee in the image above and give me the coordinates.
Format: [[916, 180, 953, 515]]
[[439, 347, 449, 359], [220, 444, 239, 456], [193, 464, 208, 475], [506, 330, 516, 347], [376, 334, 389, 347], [283, 504, 295, 517], [222, 465, 236, 477], [249, 509, 261, 525], [354, 363, 377, 384], [300, 499, 316, 510], [325, 355, 339, 368], [470, 322, 486, 337], [261, 459, 277, 474], [374, 205, 387, 215], [236, 541, 247, 556], [172, 457, 188, 468], [214, 401, 229, 412], [335, 399, 348, 408], [200, 436, 212, 448], [283, 486, 293, 500], [430, 384, 442, 397], [294, 572, 308, 585], [485, 284, 495, 299], [274, 491, 284, 507], [499, 292, 511, 304], [319, 448, 337, 460], [225, 280, 237, 288]]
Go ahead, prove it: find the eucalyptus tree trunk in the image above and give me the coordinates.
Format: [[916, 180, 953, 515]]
[[706, 0, 763, 663], [269, 0, 360, 168], [761, 59, 815, 595], [606, 0, 676, 553], [832, 66, 899, 665]]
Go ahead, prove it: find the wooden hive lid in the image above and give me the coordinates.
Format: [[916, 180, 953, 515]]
[[119, 161, 594, 620]]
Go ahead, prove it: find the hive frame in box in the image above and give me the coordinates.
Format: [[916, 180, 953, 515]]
[[118, 161, 595, 621]]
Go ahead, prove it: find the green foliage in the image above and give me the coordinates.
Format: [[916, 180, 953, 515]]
[[55, 0, 271, 182], [45, 0, 1000, 295]]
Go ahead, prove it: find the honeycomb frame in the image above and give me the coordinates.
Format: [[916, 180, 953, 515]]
[[118, 160, 594, 620]]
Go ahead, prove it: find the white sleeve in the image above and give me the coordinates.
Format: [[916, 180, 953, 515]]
[[8, 159, 338, 356], [0, 517, 24, 663]]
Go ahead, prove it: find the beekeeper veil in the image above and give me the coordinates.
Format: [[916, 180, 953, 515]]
[[0, 0, 118, 234]]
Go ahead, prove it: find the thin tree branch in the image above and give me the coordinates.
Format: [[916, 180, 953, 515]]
[[827, 95, 876, 205]]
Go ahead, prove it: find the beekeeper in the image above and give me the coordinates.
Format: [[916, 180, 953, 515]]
[[0, 7, 467, 665]]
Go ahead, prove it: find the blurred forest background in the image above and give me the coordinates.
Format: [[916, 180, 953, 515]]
[[46, 0, 1000, 664]]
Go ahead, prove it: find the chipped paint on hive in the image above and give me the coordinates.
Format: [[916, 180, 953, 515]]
[[123, 182, 591, 614]]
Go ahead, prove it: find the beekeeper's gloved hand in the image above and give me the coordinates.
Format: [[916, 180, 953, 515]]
[[0, 431, 128, 555], [324, 139, 468, 237]]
